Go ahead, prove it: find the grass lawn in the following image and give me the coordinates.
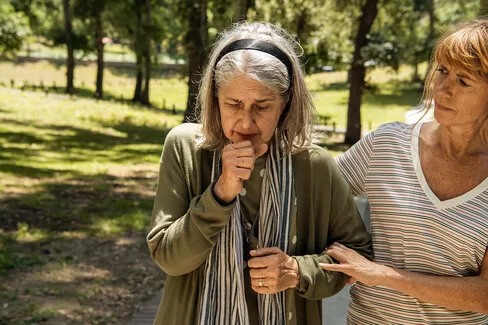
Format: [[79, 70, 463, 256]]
[[0, 60, 189, 114], [308, 65, 424, 131], [0, 87, 181, 324], [0, 59, 423, 324], [0, 60, 424, 132]]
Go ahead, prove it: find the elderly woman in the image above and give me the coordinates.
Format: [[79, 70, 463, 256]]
[[147, 22, 371, 325], [321, 18, 488, 324]]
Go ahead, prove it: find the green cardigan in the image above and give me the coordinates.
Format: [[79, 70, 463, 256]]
[[147, 123, 372, 325]]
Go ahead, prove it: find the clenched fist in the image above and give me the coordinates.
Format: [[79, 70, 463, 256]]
[[213, 141, 268, 203]]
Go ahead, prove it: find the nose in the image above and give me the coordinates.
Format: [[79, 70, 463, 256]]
[[436, 75, 453, 96], [240, 109, 255, 129]]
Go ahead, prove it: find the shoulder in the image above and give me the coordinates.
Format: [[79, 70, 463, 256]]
[[166, 123, 202, 142], [372, 121, 413, 139], [350, 121, 413, 150], [161, 123, 206, 164], [164, 123, 203, 149]]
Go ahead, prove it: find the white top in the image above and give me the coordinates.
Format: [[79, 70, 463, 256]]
[[337, 122, 488, 324]]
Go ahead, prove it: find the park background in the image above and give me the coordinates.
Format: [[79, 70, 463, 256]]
[[1, 0, 487, 324]]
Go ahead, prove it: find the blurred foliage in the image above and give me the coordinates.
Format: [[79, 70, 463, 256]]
[[4, 0, 481, 73], [0, 2, 30, 57]]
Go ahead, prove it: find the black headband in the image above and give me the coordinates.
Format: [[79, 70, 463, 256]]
[[214, 39, 293, 85]]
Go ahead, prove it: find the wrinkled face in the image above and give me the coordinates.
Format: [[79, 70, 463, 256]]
[[433, 62, 488, 127], [218, 75, 286, 146]]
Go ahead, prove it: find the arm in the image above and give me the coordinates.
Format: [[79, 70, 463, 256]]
[[283, 148, 373, 299], [321, 243, 488, 314], [147, 125, 235, 276]]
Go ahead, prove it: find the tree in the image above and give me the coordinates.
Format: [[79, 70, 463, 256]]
[[0, 2, 29, 58], [63, 0, 75, 95], [183, 0, 208, 122], [94, 3, 104, 99], [73, 0, 108, 98], [140, 0, 152, 106], [345, 0, 379, 144], [234, 0, 253, 21], [132, 0, 144, 103], [105, 0, 167, 106], [481, 0, 488, 15]]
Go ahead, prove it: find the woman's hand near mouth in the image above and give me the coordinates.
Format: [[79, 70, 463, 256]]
[[213, 140, 268, 203]]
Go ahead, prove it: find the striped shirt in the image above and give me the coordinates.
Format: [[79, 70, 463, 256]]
[[337, 122, 488, 324]]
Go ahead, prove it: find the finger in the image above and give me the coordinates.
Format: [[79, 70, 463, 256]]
[[319, 262, 342, 272], [248, 249, 282, 268], [228, 157, 255, 169], [331, 242, 352, 253], [222, 146, 255, 159], [323, 246, 347, 262], [345, 277, 357, 286], [254, 143, 268, 157], [230, 167, 252, 180], [250, 247, 282, 257], [252, 284, 275, 294], [249, 267, 273, 279], [252, 277, 266, 287], [248, 256, 270, 269], [228, 140, 253, 149]]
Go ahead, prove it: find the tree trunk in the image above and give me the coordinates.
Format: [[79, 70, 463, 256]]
[[424, 0, 435, 79], [481, 0, 488, 15], [95, 7, 104, 99], [133, 53, 144, 102], [63, 0, 75, 95], [132, 0, 143, 102], [140, 0, 151, 106], [234, 0, 253, 21], [345, 0, 379, 145], [183, 0, 208, 122]]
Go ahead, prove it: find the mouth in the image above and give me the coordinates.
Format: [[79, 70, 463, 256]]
[[435, 103, 452, 111], [233, 131, 258, 142]]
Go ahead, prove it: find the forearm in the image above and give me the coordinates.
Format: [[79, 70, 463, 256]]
[[381, 266, 488, 314], [294, 253, 346, 299], [148, 184, 234, 276]]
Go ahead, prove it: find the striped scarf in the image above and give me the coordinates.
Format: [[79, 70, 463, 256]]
[[199, 137, 293, 325]]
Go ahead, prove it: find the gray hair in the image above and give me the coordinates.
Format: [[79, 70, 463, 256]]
[[198, 22, 315, 154]]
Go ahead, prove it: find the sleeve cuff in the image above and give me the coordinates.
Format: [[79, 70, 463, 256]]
[[293, 255, 310, 294]]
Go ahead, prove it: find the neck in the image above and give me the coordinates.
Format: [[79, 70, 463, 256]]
[[434, 122, 487, 157]]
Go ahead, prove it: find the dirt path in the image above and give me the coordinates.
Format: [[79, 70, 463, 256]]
[[0, 165, 166, 324]]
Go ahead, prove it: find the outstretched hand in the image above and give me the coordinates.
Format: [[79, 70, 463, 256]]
[[248, 247, 299, 294], [213, 141, 267, 203], [319, 242, 387, 287]]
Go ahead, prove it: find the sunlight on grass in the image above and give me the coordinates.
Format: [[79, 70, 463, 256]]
[[0, 60, 188, 110], [0, 88, 175, 179], [306, 65, 423, 130], [14, 223, 51, 243], [92, 211, 148, 235]]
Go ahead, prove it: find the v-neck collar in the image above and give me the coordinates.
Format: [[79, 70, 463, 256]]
[[411, 122, 488, 210]]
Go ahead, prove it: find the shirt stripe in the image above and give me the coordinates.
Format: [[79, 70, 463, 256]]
[[337, 122, 488, 324]]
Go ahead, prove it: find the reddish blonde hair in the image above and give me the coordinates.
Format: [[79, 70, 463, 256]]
[[422, 18, 488, 110]]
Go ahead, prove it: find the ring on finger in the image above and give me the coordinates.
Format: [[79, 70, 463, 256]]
[[259, 279, 263, 287]]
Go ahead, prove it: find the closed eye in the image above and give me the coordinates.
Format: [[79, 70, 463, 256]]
[[457, 78, 470, 87], [435, 66, 448, 74], [254, 105, 270, 111], [226, 102, 241, 110]]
